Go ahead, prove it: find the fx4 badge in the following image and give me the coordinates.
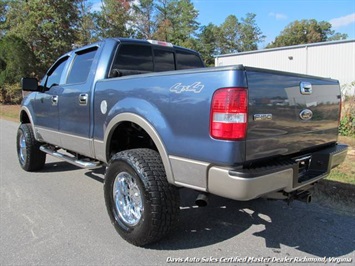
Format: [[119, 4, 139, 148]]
[[170, 82, 204, 94]]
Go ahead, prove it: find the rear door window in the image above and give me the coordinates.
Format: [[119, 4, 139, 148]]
[[153, 49, 175, 72], [66, 48, 97, 84]]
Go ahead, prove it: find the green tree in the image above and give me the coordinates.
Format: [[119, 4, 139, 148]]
[[132, 0, 156, 39], [95, 0, 133, 38], [0, 35, 37, 103], [238, 13, 265, 52], [0, 0, 7, 36], [154, 0, 172, 41], [218, 15, 240, 54], [76, 0, 98, 46], [198, 23, 219, 66], [327, 32, 348, 41], [154, 0, 199, 48], [4, 0, 81, 75], [267, 19, 348, 48]]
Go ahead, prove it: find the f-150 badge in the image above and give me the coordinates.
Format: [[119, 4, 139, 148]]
[[170, 82, 204, 94]]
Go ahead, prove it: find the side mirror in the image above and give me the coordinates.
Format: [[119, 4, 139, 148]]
[[21, 77, 40, 91]]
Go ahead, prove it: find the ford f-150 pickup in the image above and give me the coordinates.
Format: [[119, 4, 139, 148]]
[[17, 38, 348, 246]]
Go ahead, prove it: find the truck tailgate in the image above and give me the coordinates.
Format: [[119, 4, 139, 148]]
[[245, 67, 341, 161]]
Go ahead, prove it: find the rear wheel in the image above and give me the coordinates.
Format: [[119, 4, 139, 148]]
[[104, 149, 180, 246], [16, 123, 46, 171]]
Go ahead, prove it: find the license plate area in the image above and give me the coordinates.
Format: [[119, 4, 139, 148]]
[[293, 153, 329, 186], [296, 155, 312, 181]]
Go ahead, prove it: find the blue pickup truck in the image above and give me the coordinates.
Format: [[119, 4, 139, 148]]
[[18, 38, 348, 246]]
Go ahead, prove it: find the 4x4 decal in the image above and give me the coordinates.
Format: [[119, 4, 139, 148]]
[[169, 82, 204, 94]]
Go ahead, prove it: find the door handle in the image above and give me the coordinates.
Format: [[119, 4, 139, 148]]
[[79, 94, 88, 105], [51, 95, 58, 106]]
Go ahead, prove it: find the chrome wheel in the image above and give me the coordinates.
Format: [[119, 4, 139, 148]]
[[16, 124, 46, 171], [18, 131, 27, 165], [113, 171, 143, 226], [104, 149, 180, 246]]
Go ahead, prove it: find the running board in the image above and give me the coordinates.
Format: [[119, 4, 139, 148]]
[[40, 145, 102, 169]]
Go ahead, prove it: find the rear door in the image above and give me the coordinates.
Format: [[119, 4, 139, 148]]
[[245, 68, 341, 161]]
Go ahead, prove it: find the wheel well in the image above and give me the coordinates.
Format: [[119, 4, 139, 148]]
[[107, 121, 158, 159], [20, 110, 31, 124]]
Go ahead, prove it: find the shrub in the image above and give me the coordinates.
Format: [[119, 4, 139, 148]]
[[0, 83, 22, 104], [339, 83, 355, 137]]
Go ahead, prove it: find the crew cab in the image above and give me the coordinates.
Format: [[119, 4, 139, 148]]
[[17, 38, 348, 246]]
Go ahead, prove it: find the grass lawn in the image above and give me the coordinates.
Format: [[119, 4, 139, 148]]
[[0, 104, 20, 121], [327, 136, 355, 185]]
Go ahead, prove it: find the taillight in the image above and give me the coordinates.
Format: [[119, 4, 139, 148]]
[[210, 88, 248, 140]]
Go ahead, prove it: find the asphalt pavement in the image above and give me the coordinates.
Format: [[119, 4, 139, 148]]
[[1, 119, 354, 265]]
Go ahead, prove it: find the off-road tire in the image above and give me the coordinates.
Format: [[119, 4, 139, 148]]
[[104, 148, 180, 246], [16, 123, 46, 171]]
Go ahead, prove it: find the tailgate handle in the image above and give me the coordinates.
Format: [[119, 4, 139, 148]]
[[300, 82, 312, 95]]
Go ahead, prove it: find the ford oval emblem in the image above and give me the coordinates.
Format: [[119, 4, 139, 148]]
[[299, 109, 313, 120]]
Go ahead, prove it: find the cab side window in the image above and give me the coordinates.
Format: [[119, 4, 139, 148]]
[[110, 44, 153, 76], [67, 48, 97, 84], [46, 57, 69, 88]]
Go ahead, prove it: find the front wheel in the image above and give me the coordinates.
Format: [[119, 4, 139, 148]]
[[16, 123, 46, 171], [104, 149, 180, 246]]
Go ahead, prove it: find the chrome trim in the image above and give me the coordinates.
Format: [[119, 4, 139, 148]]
[[18, 130, 27, 165], [52, 95, 59, 106], [79, 93, 88, 106], [300, 81, 312, 95], [104, 113, 174, 184], [299, 109, 313, 120], [40, 145, 101, 169], [253, 114, 272, 121], [169, 156, 209, 190], [113, 171, 143, 226]]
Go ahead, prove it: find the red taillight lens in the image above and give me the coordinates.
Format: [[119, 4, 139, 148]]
[[210, 88, 248, 140]]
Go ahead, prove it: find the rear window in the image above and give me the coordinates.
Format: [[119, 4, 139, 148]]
[[112, 44, 153, 72], [153, 49, 175, 72], [176, 50, 203, 70], [109, 43, 204, 78]]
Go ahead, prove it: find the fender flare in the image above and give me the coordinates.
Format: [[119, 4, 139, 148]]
[[104, 112, 175, 184], [19, 106, 38, 138]]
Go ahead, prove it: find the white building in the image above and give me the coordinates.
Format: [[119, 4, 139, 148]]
[[215, 40, 355, 95]]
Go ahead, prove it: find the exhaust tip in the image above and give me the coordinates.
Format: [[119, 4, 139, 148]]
[[296, 191, 312, 204], [195, 193, 209, 207]]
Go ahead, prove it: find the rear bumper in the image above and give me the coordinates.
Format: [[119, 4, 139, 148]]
[[208, 144, 348, 201]]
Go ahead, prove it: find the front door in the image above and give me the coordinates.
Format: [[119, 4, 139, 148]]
[[33, 56, 69, 146], [57, 47, 98, 157]]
